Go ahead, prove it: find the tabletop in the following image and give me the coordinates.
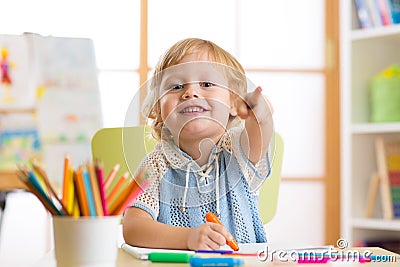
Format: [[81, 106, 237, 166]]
[[34, 247, 399, 267]]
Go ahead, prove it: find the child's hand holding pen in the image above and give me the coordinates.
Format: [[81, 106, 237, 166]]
[[186, 212, 236, 251]]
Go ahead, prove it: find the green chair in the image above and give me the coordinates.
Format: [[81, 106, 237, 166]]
[[91, 126, 283, 224], [258, 133, 284, 224], [91, 126, 157, 184]]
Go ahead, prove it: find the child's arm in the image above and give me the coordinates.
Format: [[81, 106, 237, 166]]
[[123, 207, 233, 250], [236, 86, 274, 165]]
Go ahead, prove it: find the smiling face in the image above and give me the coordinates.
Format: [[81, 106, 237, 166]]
[[158, 52, 235, 144]]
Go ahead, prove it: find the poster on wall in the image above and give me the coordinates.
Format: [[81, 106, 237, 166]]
[[0, 113, 41, 170], [27, 33, 99, 93], [0, 33, 102, 179], [36, 89, 102, 143], [0, 34, 36, 109]]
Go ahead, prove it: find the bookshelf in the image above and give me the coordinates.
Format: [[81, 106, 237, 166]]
[[341, 0, 400, 247]]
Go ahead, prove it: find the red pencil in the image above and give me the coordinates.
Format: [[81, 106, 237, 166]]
[[95, 160, 109, 216]]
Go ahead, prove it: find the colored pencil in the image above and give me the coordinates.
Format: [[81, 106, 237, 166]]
[[106, 171, 129, 204], [73, 166, 90, 216], [31, 160, 69, 216], [95, 160, 109, 216], [25, 170, 64, 216], [87, 160, 104, 216], [112, 179, 150, 215], [66, 168, 75, 215], [83, 168, 96, 216], [16, 171, 59, 216], [104, 163, 120, 193], [110, 166, 152, 215], [61, 154, 70, 208]]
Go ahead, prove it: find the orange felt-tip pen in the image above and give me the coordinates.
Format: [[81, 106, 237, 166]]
[[205, 211, 239, 251]]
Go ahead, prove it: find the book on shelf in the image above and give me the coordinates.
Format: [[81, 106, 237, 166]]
[[377, 0, 394, 25], [354, 0, 374, 28], [354, 0, 400, 28], [388, 0, 400, 24], [366, 0, 384, 27], [366, 137, 400, 219]]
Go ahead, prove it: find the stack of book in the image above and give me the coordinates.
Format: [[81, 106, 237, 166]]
[[387, 140, 400, 217], [354, 0, 400, 28], [365, 137, 400, 219]]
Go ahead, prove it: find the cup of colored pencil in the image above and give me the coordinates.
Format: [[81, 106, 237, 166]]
[[16, 155, 150, 217], [17, 155, 151, 266]]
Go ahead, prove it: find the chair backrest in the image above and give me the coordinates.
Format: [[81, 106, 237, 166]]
[[259, 132, 284, 224], [91, 126, 283, 224], [91, 126, 156, 181]]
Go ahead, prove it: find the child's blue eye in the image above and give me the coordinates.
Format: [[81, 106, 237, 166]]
[[199, 82, 215, 88], [169, 84, 184, 90]]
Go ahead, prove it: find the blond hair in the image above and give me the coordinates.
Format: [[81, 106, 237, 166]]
[[143, 38, 247, 140]]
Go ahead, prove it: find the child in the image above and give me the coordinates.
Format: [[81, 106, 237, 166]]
[[123, 38, 274, 250]]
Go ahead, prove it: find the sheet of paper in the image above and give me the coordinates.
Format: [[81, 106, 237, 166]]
[[120, 243, 195, 260]]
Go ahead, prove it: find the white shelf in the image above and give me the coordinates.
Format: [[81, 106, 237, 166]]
[[341, 0, 400, 245], [351, 123, 400, 134], [352, 218, 400, 231], [351, 24, 400, 41]]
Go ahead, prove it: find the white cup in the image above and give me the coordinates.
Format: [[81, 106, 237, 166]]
[[52, 216, 121, 267]]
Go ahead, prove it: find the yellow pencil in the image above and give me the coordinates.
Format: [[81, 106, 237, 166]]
[[66, 168, 75, 215], [72, 193, 80, 218]]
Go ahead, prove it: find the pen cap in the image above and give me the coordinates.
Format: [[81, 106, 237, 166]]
[[190, 257, 244, 267], [148, 252, 192, 263]]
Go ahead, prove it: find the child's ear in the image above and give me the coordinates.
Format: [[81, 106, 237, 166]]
[[230, 106, 238, 117], [230, 96, 238, 117]]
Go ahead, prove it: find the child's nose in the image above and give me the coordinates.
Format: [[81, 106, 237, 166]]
[[181, 83, 200, 99]]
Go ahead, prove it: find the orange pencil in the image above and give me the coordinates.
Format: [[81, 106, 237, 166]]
[[73, 166, 90, 216], [112, 179, 150, 215], [62, 154, 70, 207], [87, 160, 104, 216], [205, 212, 239, 251], [108, 166, 146, 214], [104, 164, 120, 193], [106, 171, 129, 204], [107, 179, 133, 215]]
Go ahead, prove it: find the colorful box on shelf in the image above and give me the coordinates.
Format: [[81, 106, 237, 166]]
[[370, 64, 400, 122]]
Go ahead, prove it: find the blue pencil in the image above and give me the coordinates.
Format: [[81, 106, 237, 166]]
[[27, 171, 63, 216], [83, 169, 97, 216]]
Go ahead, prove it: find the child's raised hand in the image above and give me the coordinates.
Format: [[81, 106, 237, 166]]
[[186, 222, 233, 250], [235, 86, 274, 125]]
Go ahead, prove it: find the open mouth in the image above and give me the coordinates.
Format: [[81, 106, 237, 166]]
[[179, 106, 209, 114]]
